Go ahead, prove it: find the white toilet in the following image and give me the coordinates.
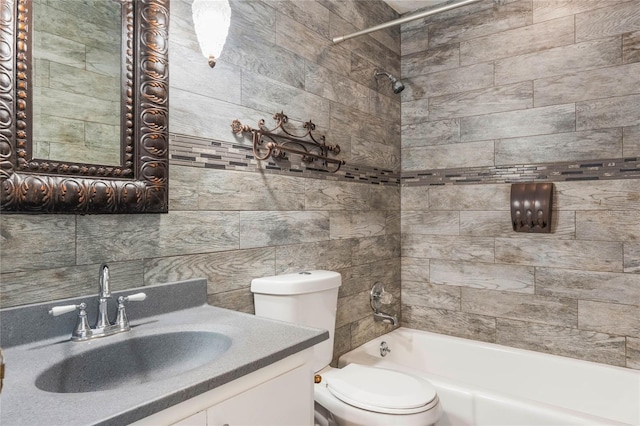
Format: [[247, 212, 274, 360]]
[[251, 270, 442, 426]]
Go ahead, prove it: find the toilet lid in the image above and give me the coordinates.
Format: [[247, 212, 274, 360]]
[[325, 364, 438, 414]]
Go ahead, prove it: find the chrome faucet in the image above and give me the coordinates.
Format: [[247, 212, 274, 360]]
[[373, 310, 398, 326], [370, 282, 398, 326], [49, 264, 147, 341], [96, 264, 111, 330]]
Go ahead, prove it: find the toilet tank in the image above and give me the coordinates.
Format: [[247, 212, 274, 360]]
[[251, 270, 341, 372]]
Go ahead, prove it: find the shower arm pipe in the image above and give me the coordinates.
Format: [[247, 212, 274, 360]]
[[332, 0, 482, 44]]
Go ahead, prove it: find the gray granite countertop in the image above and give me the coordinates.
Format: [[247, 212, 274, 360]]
[[0, 279, 328, 426]]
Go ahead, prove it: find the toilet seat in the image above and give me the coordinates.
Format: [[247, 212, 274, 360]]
[[324, 364, 439, 415]]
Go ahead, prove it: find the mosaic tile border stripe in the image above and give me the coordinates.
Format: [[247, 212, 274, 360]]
[[401, 157, 640, 186], [170, 134, 640, 187], [169, 133, 401, 186]]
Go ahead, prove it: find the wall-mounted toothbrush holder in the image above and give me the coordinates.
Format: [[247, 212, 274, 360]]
[[510, 183, 553, 233]]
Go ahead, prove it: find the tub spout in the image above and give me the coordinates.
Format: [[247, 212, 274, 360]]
[[374, 311, 398, 326]]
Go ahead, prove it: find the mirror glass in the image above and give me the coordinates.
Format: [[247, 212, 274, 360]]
[[31, 0, 122, 165]]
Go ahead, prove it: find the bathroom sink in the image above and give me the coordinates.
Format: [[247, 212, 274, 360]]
[[35, 331, 232, 393]]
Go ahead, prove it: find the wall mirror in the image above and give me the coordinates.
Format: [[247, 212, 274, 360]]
[[0, 0, 169, 213]]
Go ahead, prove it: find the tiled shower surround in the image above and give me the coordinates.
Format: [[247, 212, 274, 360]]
[[0, 0, 638, 370], [399, 0, 640, 370]]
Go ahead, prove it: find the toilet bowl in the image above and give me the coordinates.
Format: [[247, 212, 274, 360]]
[[251, 271, 442, 426], [314, 365, 442, 426]]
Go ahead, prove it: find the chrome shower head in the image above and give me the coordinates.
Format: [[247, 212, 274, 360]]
[[374, 69, 405, 94]]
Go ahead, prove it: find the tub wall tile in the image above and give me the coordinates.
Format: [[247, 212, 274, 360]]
[[402, 119, 460, 148], [370, 185, 401, 211], [534, 63, 640, 107], [401, 44, 460, 79], [623, 30, 640, 64], [574, 1, 640, 43], [459, 15, 574, 66], [460, 104, 576, 142], [403, 141, 495, 171], [535, 268, 640, 305], [494, 37, 621, 85], [401, 280, 461, 311], [401, 257, 430, 284], [495, 129, 623, 165], [627, 337, 640, 369], [625, 243, 640, 273], [401, 186, 430, 211], [401, 211, 460, 236], [496, 319, 627, 366], [430, 184, 511, 211], [554, 180, 640, 211], [402, 305, 496, 343], [532, 0, 630, 24], [403, 63, 494, 102], [461, 288, 577, 327], [401, 98, 429, 125], [578, 301, 640, 338], [431, 260, 535, 293], [577, 94, 640, 131], [402, 234, 495, 262], [459, 210, 576, 239], [350, 315, 398, 349], [427, 0, 532, 48], [336, 290, 372, 328], [429, 82, 533, 122], [494, 238, 623, 272], [332, 324, 352, 366], [624, 125, 640, 157], [576, 211, 640, 242]]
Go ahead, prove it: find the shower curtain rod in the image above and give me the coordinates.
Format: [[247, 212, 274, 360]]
[[332, 0, 483, 44]]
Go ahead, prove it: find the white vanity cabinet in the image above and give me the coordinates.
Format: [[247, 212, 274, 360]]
[[132, 349, 314, 426]]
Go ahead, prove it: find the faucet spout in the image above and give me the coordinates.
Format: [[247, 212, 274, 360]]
[[96, 264, 111, 329], [99, 264, 110, 298], [373, 311, 398, 326]]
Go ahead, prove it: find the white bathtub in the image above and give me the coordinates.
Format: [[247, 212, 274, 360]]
[[338, 328, 640, 426]]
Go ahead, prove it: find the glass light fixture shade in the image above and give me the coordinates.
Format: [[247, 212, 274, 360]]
[[192, 0, 232, 67]]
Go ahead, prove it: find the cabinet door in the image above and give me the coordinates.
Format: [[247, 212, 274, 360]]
[[173, 411, 207, 426], [207, 365, 313, 426]]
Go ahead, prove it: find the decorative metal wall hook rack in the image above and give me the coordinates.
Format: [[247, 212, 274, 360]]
[[231, 112, 345, 173]]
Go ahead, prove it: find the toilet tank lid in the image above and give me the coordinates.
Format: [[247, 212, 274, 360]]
[[251, 270, 341, 295]]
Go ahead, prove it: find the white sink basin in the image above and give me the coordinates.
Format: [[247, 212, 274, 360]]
[[35, 331, 232, 393]]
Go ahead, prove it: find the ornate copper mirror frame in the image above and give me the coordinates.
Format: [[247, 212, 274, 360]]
[[0, 0, 169, 213]]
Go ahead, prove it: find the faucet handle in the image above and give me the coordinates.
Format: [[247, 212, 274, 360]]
[[49, 303, 85, 316], [115, 292, 147, 331], [121, 292, 147, 303], [49, 303, 92, 341]]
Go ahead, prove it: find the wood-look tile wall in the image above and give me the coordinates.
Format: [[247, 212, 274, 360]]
[[0, 0, 401, 363], [401, 0, 640, 369]]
